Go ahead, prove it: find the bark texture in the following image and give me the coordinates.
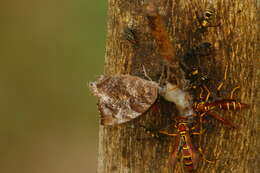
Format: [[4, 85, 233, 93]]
[[97, 0, 258, 172]]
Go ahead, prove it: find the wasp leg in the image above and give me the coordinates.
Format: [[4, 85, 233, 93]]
[[140, 125, 177, 138], [193, 113, 207, 152], [229, 86, 240, 99], [159, 130, 178, 137], [198, 86, 211, 101], [140, 125, 161, 138], [192, 128, 206, 135], [191, 118, 207, 136], [203, 85, 211, 102], [217, 64, 228, 93], [199, 86, 204, 99], [192, 118, 216, 164], [198, 148, 216, 164]]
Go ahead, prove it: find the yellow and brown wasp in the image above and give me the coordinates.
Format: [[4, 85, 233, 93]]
[[200, 6, 218, 28], [141, 115, 203, 173], [189, 1, 220, 34], [193, 65, 248, 129]]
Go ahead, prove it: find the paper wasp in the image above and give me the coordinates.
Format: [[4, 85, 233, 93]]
[[180, 42, 215, 90], [192, 65, 248, 128], [141, 116, 204, 173], [198, 6, 220, 32], [165, 116, 200, 173], [193, 88, 247, 128], [200, 6, 218, 28], [189, 1, 220, 34]]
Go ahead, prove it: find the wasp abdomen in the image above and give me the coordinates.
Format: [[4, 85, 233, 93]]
[[217, 101, 248, 110]]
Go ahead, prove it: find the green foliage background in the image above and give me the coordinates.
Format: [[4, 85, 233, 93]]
[[0, 1, 106, 172]]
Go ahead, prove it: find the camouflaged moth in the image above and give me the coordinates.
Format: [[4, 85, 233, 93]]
[[89, 75, 159, 125]]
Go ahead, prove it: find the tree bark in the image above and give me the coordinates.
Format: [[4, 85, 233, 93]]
[[97, 0, 258, 173]]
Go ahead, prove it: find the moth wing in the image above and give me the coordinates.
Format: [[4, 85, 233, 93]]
[[89, 75, 159, 125]]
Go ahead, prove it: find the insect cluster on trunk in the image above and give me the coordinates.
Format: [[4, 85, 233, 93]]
[[89, 1, 248, 173]]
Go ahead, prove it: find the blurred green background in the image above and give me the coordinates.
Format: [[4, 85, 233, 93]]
[[0, 1, 106, 172]]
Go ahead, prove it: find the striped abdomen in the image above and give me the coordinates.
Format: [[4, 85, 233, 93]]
[[182, 142, 197, 173], [194, 100, 248, 112], [212, 99, 248, 110]]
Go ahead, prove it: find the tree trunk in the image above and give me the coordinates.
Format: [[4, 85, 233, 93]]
[[97, 0, 258, 173]]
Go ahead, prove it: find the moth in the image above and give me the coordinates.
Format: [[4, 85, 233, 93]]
[[89, 75, 159, 125]]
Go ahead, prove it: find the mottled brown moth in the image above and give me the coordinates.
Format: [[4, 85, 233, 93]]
[[89, 75, 159, 125]]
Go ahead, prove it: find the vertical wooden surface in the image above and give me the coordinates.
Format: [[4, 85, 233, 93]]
[[255, 2, 259, 173], [97, 0, 258, 172]]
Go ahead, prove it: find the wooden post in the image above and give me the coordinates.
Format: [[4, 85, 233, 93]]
[[97, 0, 258, 172]]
